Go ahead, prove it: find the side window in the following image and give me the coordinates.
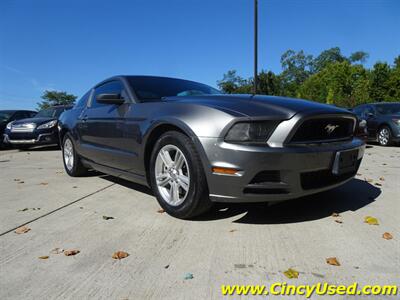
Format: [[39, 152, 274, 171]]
[[91, 81, 127, 108], [353, 106, 363, 117], [74, 91, 91, 109], [361, 106, 374, 119]]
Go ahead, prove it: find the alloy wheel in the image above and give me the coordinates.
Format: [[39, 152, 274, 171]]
[[63, 138, 74, 171], [378, 128, 390, 145], [155, 144, 190, 206]]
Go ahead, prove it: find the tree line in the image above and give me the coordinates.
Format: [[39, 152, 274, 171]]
[[217, 47, 400, 108]]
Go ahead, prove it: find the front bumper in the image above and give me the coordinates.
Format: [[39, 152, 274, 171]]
[[3, 131, 58, 145], [199, 137, 365, 202]]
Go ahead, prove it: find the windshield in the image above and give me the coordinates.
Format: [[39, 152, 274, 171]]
[[35, 108, 56, 118], [0, 111, 14, 123], [127, 76, 221, 101], [376, 103, 400, 115], [35, 107, 68, 118]]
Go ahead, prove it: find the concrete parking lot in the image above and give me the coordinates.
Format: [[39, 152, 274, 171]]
[[0, 145, 399, 299]]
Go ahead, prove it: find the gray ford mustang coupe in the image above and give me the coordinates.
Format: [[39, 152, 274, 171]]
[[58, 76, 365, 218]]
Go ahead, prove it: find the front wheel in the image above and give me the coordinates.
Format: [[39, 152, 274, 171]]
[[62, 133, 89, 176], [377, 126, 392, 146], [149, 131, 212, 219]]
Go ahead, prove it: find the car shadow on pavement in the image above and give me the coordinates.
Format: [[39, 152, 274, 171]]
[[17, 145, 61, 151], [195, 179, 381, 224], [102, 175, 154, 196]]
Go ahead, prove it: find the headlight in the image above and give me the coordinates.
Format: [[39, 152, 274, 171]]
[[6, 122, 13, 130], [393, 118, 400, 126], [37, 120, 57, 130], [224, 121, 279, 143]]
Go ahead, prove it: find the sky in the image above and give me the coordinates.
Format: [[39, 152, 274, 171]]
[[0, 0, 399, 110]]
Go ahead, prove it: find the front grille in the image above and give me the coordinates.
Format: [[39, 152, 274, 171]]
[[243, 187, 289, 194], [300, 159, 361, 190], [11, 123, 36, 132], [249, 171, 281, 184], [8, 132, 38, 140], [290, 117, 355, 143]]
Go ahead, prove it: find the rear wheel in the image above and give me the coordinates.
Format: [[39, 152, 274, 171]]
[[377, 126, 392, 146], [62, 133, 88, 176], [149, 131, 212, 219]]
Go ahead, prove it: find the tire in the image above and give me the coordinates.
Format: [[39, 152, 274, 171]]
[[377, 126, 392, 146], [62, 133, 88, 176], [149, 131, 212, 219]]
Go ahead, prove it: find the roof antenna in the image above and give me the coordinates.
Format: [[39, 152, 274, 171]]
[[253, 0, 258, 95]]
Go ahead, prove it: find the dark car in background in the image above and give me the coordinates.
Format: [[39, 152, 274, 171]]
[[58, 75, 364, 219], [3, 105, 72, 149], [353, 103, 400, 146], [0, 110, 37, 148]]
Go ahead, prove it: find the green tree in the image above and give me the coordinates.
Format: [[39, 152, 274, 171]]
[[349, 51, 369, 64], [280, 50, 313, 96], [217, 70, 249, 94], [386, 55, 400, 100], [370, 62, 391, 102], [37, 90, 77, 110], [258, 70, 282, 95], [298, 61, 370, 107], [312, 47, 347, 73]]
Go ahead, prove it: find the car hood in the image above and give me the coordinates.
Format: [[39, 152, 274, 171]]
[[11, 117, 56, 126], [164, 94, 350, 119]]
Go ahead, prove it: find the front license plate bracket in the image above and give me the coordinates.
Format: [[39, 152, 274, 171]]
[[332, 149, 359, 175]]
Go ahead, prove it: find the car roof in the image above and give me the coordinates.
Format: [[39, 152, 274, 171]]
[[354, 102, 400, 108]]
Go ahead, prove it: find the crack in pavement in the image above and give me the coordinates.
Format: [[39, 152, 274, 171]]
[[0, 183, 115, 237]]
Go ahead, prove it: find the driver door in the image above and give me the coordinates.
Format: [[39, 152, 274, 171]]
[[78, 80, 133, 170]]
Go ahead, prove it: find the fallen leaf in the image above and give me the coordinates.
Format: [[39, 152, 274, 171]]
[[375, 182, 382, 186], [39, 182, 48, 186], [326, 257, 341, 266], [73, 186, 78, 188], [64, 249, 80, 256], [112, 251, 129, 259], [331, 213, 340, 217], [14, 178, 20, 181], [164, 264, 170, 269], [334, 220, 343, 224], [356, 173, 362, 176], [364, 216, 379, 225], [18, 208, 29, 212], [283, 268, 299, 279], [184, 273, 194, 280], [229, 229, 238, 233], [157, 208, 165, 213], [38, 256, 49, 259], [50, 248, 64, 254], [102, 216, 114, 220], [79, 207, 84, 209], [379, 177, 385, 181], [17, 181, 25, 184], [15, 226, 30, 234], [365, 178, 373, 183], [382, 232, 393, 240]]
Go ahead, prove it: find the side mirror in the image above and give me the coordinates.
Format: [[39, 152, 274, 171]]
[[96, 93, 125, 105], [367, 112, 375, 118]]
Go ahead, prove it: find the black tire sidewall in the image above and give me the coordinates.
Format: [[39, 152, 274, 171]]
[[149, 132, 206, 218], [62, 133, 80, 176]]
